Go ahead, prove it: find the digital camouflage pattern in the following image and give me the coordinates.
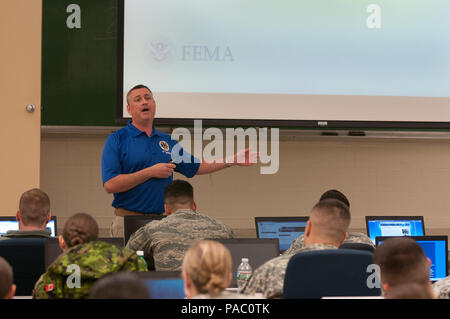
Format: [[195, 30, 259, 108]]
[[282, 232, 374, 256], [241, 243, 338, 299], [432, 276, 450, 298], [126, 209, 235, 271], [32, 240, 147, 299]]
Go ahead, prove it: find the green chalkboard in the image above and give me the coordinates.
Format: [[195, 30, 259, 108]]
[[42, 0, 118, 126]]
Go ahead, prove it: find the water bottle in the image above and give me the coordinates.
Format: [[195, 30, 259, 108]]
[[136, 250, 148, 269], [236, 258, 252, 291]]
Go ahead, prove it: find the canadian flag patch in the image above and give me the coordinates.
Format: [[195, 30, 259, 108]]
[[45, 283, 55, 292]]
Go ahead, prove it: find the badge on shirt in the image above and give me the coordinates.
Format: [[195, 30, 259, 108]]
[[159, 141, 170, 152]]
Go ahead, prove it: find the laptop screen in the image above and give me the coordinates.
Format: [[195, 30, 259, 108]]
[[375, 236, 448, 282], [0, 216, 57, 237], [366, 216, 425, 244], [255, 217, 308, 253], [211, 238, 280, 288], [135, 271, 185, 299]]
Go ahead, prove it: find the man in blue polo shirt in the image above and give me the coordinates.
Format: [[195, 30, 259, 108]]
[[102, 84, 257, 237]]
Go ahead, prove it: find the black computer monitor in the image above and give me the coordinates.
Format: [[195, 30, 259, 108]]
[[123, 215, 165, 244], [0, 216, 57, 237], [375, 235, 448, 282], [366, 216, 425, 244], [210, 238, 280, 288], [255, 216, 308, 253]]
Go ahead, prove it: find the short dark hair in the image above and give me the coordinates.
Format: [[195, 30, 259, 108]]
[[19, 188, 50, 227], [0, 257, 13, 299], [63, 212, 99, 248], [319, 189, 350, 208], [164, 180, 194, 208], [89, 272, 150, 299], [373, 237, 430, 287], [127, 84, 152, 104]]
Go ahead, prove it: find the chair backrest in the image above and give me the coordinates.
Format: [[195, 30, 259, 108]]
[[339, 242, 375, 253], [0, 238, 47, 296], [283, 249, 381, 299]]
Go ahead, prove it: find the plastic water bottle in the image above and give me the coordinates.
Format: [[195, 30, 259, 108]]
[[236, 258, 252, 291], [136, 250, 148, 269]]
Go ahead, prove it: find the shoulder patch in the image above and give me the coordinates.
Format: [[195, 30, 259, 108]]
[[45, 283, 55, 292]]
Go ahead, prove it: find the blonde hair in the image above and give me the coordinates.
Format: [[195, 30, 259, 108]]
[[182, 240, 232, 297]]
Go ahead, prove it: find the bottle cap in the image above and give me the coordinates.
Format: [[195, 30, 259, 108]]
[[137, 250, 144, 256], [242, 258, 248, 262]]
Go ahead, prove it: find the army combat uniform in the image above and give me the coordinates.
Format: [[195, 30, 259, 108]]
[[126, 209, 235, 271], [432, 276, 450, 298], [282, 232, 374, 256], [32, 240, 147, 299], [241, 243, 338, 299]]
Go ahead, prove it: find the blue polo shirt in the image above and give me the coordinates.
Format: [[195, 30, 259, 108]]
[[101, 121, 200, 213]]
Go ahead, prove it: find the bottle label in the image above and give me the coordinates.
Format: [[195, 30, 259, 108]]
[[237, 271, 252, 281]]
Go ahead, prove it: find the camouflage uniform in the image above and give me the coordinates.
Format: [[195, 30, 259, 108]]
[[32, 240, 147, 299], [0, 229, 51, 239], [241, 243, 338, 299], [126, 209, 235, 271], [432, 277, 450, 298], [282, 232, 374, 255]]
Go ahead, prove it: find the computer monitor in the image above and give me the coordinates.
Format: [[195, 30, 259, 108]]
[[375, 235, 448, 282], [366, 216, 425, 245], [123, 215, 165, 245], [255, 216, 308, 253], [0, 216, 57, 237], [210, 238, 280, 288], [135, 271, 185, 299]]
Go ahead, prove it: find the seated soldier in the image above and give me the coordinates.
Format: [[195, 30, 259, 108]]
[[241, 199, 350, 298], [283, 189, 372, 255], [33, 213, 147, 299], [373, 237, 434, 298], [2, 189, 52, 239], [0, 257, 16, 299], [126, 180, 235, 271]]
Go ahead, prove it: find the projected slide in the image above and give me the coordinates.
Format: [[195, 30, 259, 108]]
[[122, 0, 450, 123]]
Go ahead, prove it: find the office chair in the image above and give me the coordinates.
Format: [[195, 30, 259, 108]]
[[0, 238, 47, 296], [283, 249, 381, 298], [339, 242, 375, 253]]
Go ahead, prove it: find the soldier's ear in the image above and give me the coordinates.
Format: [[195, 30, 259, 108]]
[[58, 235, 67, 251]]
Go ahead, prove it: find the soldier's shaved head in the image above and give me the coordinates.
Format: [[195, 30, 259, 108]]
[[0, 257, 15, 299], [306, 199, 351, 246], [18, 188, 50, 227]]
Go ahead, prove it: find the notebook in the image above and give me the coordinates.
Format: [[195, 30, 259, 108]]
[[0, 216, 57, 237], [255, 216, 308, 253], [375, 235, 448, 282], [135, 271, 185, 299], [123, 215, 165, 245], [211, 238, 280, 288], [366, 216, 425, 244]]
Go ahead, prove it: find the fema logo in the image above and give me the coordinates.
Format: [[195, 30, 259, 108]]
[[147, 38, 176, 62]]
